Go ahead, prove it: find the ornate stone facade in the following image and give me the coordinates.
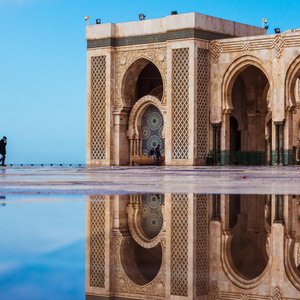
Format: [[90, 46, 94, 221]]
[[86, 12, 300, 166]]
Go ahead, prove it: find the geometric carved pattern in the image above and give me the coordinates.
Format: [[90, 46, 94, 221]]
[[210, 41, 222, 63], [91, 56, 106, 160], [271, 287, 282, 300], [89, 196, 106, 288], [196, 194, 208, 296], [208, 281, 219, 300], [209, 34, 300, 63], [172, 48, 189, 159], [272, 36, 285, 58], [171, 194, 189, 296], [197, 49, 209, 161]]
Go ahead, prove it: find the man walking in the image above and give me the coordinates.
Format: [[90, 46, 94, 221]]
[[0, 136, 7, 166]]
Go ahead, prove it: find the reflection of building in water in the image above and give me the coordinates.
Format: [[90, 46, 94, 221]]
[[86, 13, 300, 167], [86, 194, 300, 299]]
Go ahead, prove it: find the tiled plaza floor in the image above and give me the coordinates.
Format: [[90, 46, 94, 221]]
[[1, 165, 300, 194]]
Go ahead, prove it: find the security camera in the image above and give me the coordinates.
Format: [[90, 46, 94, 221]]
[[84, 16, 90, 21]]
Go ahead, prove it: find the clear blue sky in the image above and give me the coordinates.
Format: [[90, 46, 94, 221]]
[[1, 0, 299, 164]]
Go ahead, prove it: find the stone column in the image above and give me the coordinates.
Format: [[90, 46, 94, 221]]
[[212, 123, 221, 165], [113, 110, 130, 166], [274, 121, 285, 165], [284, 110, 294, 165]]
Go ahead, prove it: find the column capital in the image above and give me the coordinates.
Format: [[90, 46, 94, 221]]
[[211, 122, 222, 128], [274, 120, 285, 126]]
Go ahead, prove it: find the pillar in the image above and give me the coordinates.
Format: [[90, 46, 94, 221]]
[[212, 123, 221, 165], [274, 121, 285, 165]]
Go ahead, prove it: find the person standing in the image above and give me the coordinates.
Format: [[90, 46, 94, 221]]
[[0, 136, 7, 166], [155, 144, 161, 166]]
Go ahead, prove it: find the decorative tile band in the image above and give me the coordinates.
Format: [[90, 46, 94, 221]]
[[87, 29, 231, 49]]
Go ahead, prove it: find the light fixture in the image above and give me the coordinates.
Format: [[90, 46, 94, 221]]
[[139, 13, 146, 21], [171, 11, 178, 15], [96, 18, 101, 24], [274, 28, 281, 34], [84, 16, 90, 25], [261, 18, 268, 28]]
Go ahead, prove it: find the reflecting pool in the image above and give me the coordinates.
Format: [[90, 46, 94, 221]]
[[1, 193, 300, 299]]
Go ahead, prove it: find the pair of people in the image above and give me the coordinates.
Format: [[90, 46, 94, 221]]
[[148, 145, 161, 166], [0, 136, 7, 166]]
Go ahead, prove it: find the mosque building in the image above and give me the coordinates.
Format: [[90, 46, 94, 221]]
[[86, 12, 300, 166]]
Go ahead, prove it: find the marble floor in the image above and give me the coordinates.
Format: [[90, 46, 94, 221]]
[[1, 165, 300, 195]]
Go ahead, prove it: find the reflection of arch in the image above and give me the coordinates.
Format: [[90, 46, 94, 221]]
[[285, 55, 300, 110], [222, 55, 272, 112], [121, 58, 164, 108], [222, 233, 271, 289], [284, 238, 300, 290], [127, 194, 165, 249], [120, 237, 163, 286], [221, 195, 271, 289]]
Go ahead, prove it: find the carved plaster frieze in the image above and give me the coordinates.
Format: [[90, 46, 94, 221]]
[[113, 236, 166, 297], [210, 33, 300, 62], [210, 41, 222, 63], [273, 36, 285, 58], [115, 47, 167, 107]]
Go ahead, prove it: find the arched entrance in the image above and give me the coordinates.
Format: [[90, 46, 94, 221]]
[[119, 59, 164, 165], [229, 65, 270, 165]]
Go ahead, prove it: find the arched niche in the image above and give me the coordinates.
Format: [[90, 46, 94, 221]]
[[121, 58, 163, 108]]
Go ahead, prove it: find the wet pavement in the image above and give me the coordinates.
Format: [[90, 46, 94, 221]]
[[1, 165, 300, 195]]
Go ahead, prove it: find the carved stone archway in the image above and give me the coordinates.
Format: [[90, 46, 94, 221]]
[[128, 95, 166, 164], [221, 55, 272, 113], [220, 55, 272, 165], [115, 48, 167, 108], [285, 54, 300, 111]]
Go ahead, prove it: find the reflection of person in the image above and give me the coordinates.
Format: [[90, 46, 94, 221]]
[[0, 136, 7, 167], [148, 147, 155, 162], [155, 145, 161, 166]]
